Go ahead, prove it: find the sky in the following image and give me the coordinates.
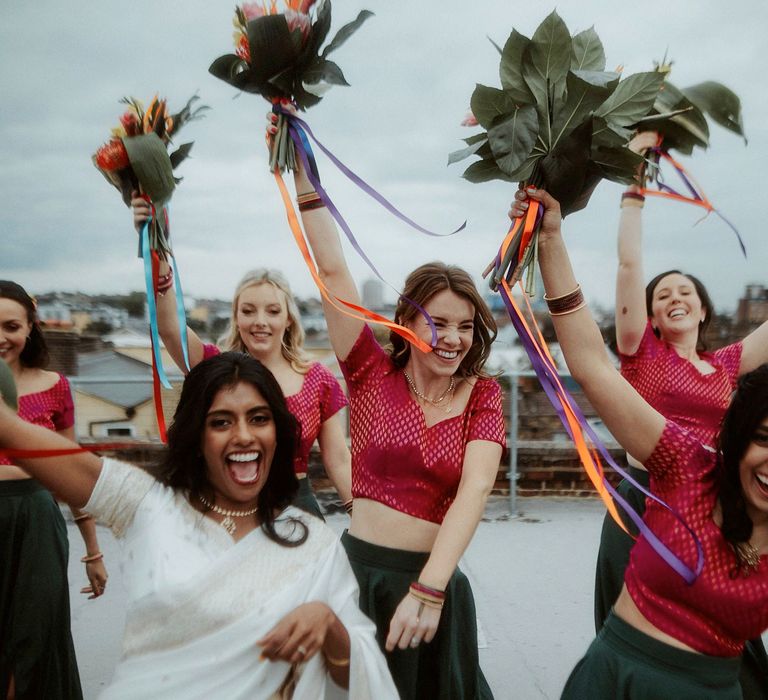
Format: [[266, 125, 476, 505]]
[[2, 1, 766, 314]]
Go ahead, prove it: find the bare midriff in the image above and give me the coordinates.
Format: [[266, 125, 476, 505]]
[[0, 464, 32, 480], [614, 584, 700, 654], [349, 498, 440, 552]]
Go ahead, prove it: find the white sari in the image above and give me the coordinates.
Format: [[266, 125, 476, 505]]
[[85, 459, 397, 699]]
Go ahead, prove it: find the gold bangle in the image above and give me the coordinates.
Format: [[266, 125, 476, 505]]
[[81, 552, 104, 563], [325, 653, 351, 667], [550, 301, 587, 317], [73, 513, 92, 523]]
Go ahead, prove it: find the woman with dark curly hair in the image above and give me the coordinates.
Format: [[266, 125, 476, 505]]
[[0, 352, 397, 699], [0, 280, 107, 700], [512, 186, 768, 699]]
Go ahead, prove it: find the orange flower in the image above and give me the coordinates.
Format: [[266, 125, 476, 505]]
[[95, 139, 129, 171], [236, 34, 251, 62]]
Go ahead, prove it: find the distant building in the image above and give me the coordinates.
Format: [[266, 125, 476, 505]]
[[737, 284, 768, 326], [362, 278, 384, 310]]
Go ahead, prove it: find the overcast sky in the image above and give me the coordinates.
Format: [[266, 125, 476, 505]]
[[2, 1, 766, 313]]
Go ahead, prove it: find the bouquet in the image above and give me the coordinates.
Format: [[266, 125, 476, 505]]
[[93, 94, 207, 258], [451, 10, 665, 291], [209, 0, 373, 172]]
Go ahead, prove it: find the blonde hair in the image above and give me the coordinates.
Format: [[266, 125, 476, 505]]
[[218, 269, 310, 372]]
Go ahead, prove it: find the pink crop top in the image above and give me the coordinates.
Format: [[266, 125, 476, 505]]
[[0, 374, 74, 466], [203, 345, 347, 474], [625, 421, 768, 656], [620, 321, 742, 447], [339, 326, 506, 524]]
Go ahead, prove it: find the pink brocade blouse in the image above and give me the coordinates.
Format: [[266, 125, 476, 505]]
[[0, 374, 74, 466], [339, 326, 506, 524], [619, 321, 742, 447], [203, 345, 347, 475], [625, 421, 768, 657]]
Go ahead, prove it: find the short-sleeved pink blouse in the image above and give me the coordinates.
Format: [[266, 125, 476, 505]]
[[339, 326, 506, 524]]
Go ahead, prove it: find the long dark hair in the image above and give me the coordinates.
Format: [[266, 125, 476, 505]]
[[389, 262, 497, 377], [0, 281, 49, 368], [152, 352, 307, 547], [717, 364, 768, 575], [645, 270, 713, 352]]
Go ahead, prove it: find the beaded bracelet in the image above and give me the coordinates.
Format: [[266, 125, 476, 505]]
[[543, 285, 584, 315], [81, 552, 104, 563]]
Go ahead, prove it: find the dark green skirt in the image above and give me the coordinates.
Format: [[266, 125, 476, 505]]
[[562, 611, 742, 699], [341, 531, 493, 700], [594, 470, 768, 697], [290, 476, 324, 521], [0, 479, 83, 700]]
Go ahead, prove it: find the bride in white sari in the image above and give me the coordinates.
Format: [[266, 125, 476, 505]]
[[0, 353, 397, 699]]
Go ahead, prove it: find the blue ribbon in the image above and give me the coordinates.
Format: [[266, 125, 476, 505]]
[[140, 218, 172, 389]]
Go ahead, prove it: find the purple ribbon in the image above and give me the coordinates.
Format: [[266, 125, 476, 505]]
[[285, 120, 438, 348], [498, 282, 704, 584], [281, 109, 466, 238]]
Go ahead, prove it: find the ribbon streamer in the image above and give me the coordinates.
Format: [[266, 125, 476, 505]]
[[495, 215, 703, 584], [643, 148, 746, 257]]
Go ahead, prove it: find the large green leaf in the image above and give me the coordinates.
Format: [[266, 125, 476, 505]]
[[462, 158, 515, 183], [470, 84, 517, 129], [463, 132, 488, 146], [302, 0, 332, 62], [683, 81, 746, 142], [322, 9, 374, 58], [652, 81, 709, 148], [522, 11, 573, 149], [594, 71, 664, 127], [247, 15, 300, 85], [572, 69, 620, 89], [169, 142, 194, 169], [551, 71, 614, 149], [208, 54, 260, 93], [302, 58, 348, 87], [590, 117, 642, 184], [507, 151, 542, 182], [571, 27, 605, 71], [539, 120, 595, 213], [448, 137, 488, 165], [487, 104, 539, 175], [122, 133, 175, 206], [500, 30, 533, 103]]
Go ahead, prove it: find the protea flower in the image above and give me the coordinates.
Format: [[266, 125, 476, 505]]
[[95, 139, 130, 171]]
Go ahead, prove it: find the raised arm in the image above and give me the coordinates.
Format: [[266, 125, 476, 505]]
[[740, 317, 768, 375], [131, 193, 206, 372], [0, 402, 102, 508], [615, 131, 658, 355], [514, 188, 665, 464]]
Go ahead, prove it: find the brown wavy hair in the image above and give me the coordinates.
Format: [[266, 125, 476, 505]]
[[388, 262, 497, 378]]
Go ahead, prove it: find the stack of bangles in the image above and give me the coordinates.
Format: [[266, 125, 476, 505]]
[[81, 552, 104, 564], [296, 191, 326, 213], [408, 581, 445, 611], [156, 267, 174, 296], [343, 498, 353, 515], [544, 284, 586, 317], [620, 191, 645, 209]]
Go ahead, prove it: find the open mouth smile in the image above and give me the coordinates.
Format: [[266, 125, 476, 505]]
[[434, 349, 459, 360], [226, 451, 262, 485]]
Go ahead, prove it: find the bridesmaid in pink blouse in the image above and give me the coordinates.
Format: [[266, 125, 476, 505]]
[[288, 148, 505, 696], [131, 201, 352, 520], [0, 281, 107, 700]]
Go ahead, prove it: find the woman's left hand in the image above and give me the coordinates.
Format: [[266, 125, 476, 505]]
[[385, 592, 442, 652], [81, 559, 108, 599], [258, 602, 337, 665]]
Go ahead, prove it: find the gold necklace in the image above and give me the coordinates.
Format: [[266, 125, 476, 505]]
[[403, 370, 455, 413], [198, 494, 258, 535], [732, 541, 761, 575]]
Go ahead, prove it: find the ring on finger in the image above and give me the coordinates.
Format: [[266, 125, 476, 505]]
[[297, 644, 307, 657], [410, 637, 420, 648]]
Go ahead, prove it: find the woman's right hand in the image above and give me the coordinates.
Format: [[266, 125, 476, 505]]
[[509, 187, 562, 243], [131, 190, 151, 234], [628, 130, 658, 155]]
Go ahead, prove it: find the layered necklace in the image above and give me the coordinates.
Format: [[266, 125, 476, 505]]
[[198, 494, 258, 535], [403, 369, 455, 414]]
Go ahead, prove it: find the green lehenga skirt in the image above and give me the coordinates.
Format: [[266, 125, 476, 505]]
[[341, 531, 493, 700], [0, 479, 83, 700]]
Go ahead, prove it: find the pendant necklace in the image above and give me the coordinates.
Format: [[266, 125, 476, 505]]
[[403, 370, 456, 414], [198, 494, 258, 535]]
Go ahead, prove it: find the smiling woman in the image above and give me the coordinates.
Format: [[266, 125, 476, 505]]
[[0, 352, 398, 699]]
